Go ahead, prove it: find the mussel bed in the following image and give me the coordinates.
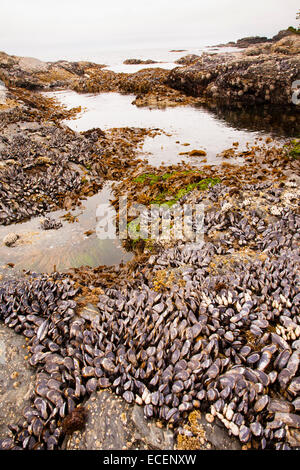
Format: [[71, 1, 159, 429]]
[[0, 180, 299, 450]]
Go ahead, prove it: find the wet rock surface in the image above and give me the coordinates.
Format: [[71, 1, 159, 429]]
[[0, 51, 105, 90], [176, 411, 241, 450], [67, 390, 174, 450], [0, 324, 35, 439], [40, 217, 63, 231]]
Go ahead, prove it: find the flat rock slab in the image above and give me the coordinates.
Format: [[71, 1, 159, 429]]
[[0, 324, 35, 438], [67, 390, 174, 450], [197, 413, 241, 450]]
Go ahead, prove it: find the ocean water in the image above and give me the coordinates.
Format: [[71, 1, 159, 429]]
[[42, 44, 240, 72], [98, 45, 240, 73]]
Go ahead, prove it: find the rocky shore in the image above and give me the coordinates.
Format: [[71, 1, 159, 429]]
[[0, 32, 299, 451], [1, 30, 299, 109], [217, 28, 296, 49], [0, 51, 197, 109], [167, 35, 300, 105]]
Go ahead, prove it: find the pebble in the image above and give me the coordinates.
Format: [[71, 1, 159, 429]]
[[3, 233, 18, 247]]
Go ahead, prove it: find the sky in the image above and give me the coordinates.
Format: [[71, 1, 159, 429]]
[[0, 0, 299, 60]]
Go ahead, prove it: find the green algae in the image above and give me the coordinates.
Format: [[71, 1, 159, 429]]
[[151, 177, 221, 206], [125, 176, 220, 244], [285, 139, 300, 159], [289, 140, 300, 159], [133, 169, 199, 185], [133, 173, 160, 184], [127, 218, 141, 239]]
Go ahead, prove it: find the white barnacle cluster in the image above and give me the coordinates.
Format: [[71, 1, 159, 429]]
[[281, 189, 300, 207], [269, 205, 283, 216], [221, 202, 233, 213], [241, 198, 252, 208], [200, 292, 212, 306], [277, 294, 292, 308], [0, 80, 7, 105], [215, 292, 234, 306], [210, 404, 240, 437], [276, 324, 300, 342], [284, 181, 297, 188]]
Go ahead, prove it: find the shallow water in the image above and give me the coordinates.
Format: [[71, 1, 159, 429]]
[[47, 90, 288, 167], [4, 77, 297, 275], [0, 183, 132, 276]]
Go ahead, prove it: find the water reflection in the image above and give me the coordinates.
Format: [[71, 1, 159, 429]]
[[201, 102, 300, 137], [0, 183, 132, 275], [46, 90, 296, 168]]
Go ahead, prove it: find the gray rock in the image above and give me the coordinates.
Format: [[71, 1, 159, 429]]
[[79, 303, 101, 322], [66, 390, 174, 450], [195, 414, 241, 450], [0, 324, 35, 439]]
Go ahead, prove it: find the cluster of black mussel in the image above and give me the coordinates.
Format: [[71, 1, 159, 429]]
[[0, 123, 103, 225], [0, 181, 299, 450]]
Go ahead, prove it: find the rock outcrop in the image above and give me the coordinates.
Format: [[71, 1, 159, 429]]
[[167, 36, 300, 106], [218, 28, 296, 48], [123, 59, 158, 65], [175, 54, 200, 65], [0, 51, 106, 90], [234, 36, 271, 48]]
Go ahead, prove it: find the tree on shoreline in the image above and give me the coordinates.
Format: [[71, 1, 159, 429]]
[[288, 10, 300, 33]]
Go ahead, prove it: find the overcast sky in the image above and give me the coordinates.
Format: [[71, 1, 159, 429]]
[[1, 0, 299, 60]]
